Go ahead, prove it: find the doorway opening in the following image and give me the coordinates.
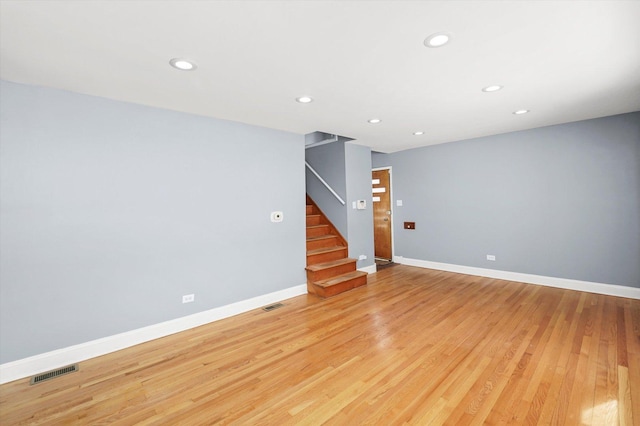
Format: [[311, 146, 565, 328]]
[[372, 168, 393, 263]]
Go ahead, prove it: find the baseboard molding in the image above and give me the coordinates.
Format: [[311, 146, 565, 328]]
[[393, 256, 640, 300], [0, 283, 307, 385], [358, 264, 377, 274]]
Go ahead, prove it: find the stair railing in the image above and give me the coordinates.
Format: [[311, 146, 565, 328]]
[[305, 161, 346, 205]]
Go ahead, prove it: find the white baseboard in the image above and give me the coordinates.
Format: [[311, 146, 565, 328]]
[[358, 264, 377, 274], [0, 283, 307, 385], [393, 256, 640, 300]]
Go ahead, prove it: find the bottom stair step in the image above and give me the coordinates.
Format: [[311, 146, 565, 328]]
[[312, 270, 368, 298], [306, 258, 358, 282]]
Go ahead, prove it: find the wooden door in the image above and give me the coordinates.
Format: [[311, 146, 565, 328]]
[[372, 169, 392, 260]]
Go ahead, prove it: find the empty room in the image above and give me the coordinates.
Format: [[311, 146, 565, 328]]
[[0, 1, 638, 424]]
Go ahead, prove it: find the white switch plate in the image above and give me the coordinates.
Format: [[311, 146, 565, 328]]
[[270, 211, 283, 222], [396, 200, 403, 206], [358, 254, 367, 260], [486, 255, 496, 261], [182, 294, 195, 303]]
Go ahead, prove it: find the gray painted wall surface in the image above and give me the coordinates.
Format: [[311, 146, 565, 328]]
[[0, 80, 306, 363], [374, 112, 640, 288], [305, 140, 347, 236], [371, 152, 388, 169], [345, 144, 375, 269]]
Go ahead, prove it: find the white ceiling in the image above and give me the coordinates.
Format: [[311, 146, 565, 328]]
[[1, 1, 639, 153]]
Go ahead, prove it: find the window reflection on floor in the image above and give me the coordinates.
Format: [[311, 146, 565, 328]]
[[581, 400, 617, 425]]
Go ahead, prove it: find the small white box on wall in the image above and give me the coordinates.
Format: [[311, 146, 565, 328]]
[[356, 200, 366, 210]]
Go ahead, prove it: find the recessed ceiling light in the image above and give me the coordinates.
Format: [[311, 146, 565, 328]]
[[169, 58, 197, 71], [513, 109, 530, 115], [482, 85, 503, 92], [296, 96, 313, 103], [368, 118, 381, 124], [413, 131, 424, 136], [424, 32, 451, 48]]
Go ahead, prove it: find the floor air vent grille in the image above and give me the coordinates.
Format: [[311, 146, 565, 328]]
[[30, 364, 78, 385], [262, 303, 284, 312]]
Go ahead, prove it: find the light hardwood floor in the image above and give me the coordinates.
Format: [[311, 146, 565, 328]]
[[1, 265, 638, 425]]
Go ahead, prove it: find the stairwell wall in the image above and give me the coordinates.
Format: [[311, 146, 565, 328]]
[[345, 144, 375, 270], [305, 140, 348, 236]]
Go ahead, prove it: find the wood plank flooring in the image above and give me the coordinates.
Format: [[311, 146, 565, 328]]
[[1, 265, 638, 425]]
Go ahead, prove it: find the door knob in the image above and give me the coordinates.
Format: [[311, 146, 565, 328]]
[[383, 218, 389, 221]]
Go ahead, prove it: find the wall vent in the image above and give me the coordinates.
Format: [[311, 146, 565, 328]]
[[30, 364, 78, 385], [262, 303, 284, 312]]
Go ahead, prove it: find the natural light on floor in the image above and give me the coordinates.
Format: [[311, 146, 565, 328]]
[[582, 400, 618, 425]]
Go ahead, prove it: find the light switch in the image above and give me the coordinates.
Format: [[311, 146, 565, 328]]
[[397, 200, 403, 206]]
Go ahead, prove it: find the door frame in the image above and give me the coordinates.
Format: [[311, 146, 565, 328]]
[[372, 166, 394, 262]]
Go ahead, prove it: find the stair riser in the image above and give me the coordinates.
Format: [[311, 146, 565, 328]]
[[306, 262, 357, 282], [306, 226, 330, 238], [306, 237, 338, 251], [306, 281, 317, 295], [306, 216, 321, 226], [306, 205, 314, 215], [313, 274, 367, 298], [306, 248, 348, 265]]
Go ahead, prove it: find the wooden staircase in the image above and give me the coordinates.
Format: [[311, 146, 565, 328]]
[[305, 196, 367, 298]]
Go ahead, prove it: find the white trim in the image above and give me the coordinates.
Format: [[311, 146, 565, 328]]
[[0, 283, 307, 385], [393, 256, 640, 300], [358, 264, 377, 274]]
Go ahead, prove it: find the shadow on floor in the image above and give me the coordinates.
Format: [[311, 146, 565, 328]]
[[375, 259, 397, 270]]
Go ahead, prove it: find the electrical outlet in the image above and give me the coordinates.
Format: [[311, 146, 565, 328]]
[[486, 255, 496, 261], [182, 294, 195, 303]]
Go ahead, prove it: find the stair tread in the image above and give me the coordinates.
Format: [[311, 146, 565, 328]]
[[306, 214, 321, 218], [306, 224, 329, 229], [307, 246, 347, 255], [305, 257, 357, 272], [306, 234, 337, 242], [315, 270, 368, 287]]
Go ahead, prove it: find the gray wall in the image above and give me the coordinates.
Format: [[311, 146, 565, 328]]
[[345, 144, 375, 269], [0, 80, 306, 363], [374, 112, 640, 288], [371, 152, 388, 169], [305, 140, 347, 236]]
